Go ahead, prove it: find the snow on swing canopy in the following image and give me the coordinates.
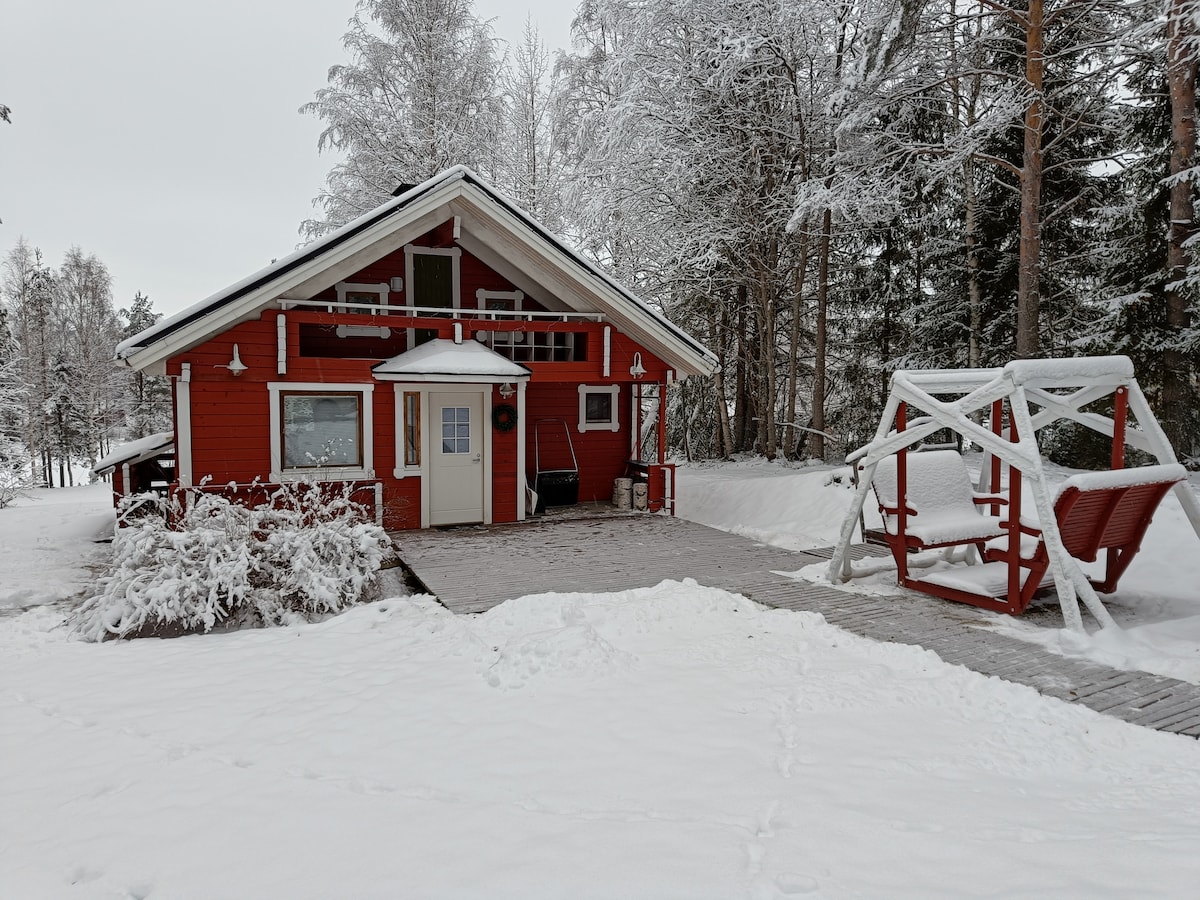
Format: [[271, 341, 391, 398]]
[[828, 355, 1200, 632]]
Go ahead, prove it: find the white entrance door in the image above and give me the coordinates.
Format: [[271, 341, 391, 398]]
[[429, 391, 485, 526]]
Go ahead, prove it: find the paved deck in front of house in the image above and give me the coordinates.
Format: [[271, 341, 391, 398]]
[[394, 512, 1200, 738]]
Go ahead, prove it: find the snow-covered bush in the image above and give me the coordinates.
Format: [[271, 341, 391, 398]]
[[73, 482, 390, 641], [0, 433, 31, 509]]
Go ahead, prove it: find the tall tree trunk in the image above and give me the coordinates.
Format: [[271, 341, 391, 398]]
[[1164, 0, 1196, 456], [1017, 0, 1045, 358], [965, 159, 983, 368], [733, 292, 748, 451], [808, 207, 832, 460], [709, 302, 734, 459], [783, 235, 810, 458], [759, 268, 778, 461]]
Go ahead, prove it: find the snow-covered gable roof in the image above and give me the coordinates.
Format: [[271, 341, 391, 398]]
[[372, 339, 531, 382], [116, 168, 717, 378], [92, 431, 174, 476]]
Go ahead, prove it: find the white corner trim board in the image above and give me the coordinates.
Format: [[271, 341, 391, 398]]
[[176, 363, 193, 488]]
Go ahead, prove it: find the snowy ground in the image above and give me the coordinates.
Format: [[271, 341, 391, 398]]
[[0, 482, 113, 612], [4, 467, 1200, 897]]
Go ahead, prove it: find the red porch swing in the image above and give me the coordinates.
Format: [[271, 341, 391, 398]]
[[830, 357, 1200, 630]]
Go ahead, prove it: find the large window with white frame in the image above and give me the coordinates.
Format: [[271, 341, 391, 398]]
[[578, 384, 620, 433], [269, 382, 374, 481]]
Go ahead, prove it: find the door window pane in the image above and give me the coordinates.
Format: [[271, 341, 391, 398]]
[[441, 407, 470, 454]]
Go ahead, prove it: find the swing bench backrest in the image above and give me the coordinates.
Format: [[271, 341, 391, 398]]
[[1039, 463, 1187, 594], [871, 450, 1007, 547]]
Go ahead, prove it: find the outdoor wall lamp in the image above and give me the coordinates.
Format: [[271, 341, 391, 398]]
[[499, 381, 515, 399], [629, 352, 646, 380], [218, 343, 248, 376]]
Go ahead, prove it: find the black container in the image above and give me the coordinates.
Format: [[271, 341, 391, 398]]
[[535, 470, 580, 510]]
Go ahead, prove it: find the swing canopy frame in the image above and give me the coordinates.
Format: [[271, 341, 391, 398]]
[[828, 356, 1200, 631]]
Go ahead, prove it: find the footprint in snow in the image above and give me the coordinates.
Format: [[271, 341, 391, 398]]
[[775, 872, 820, 894]]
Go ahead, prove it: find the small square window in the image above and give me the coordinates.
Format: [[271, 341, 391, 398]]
[[585, 392, 612, 424], [578, 385, 620, 433]]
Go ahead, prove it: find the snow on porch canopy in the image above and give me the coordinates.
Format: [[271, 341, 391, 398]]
[[371, 339, 532, 383]]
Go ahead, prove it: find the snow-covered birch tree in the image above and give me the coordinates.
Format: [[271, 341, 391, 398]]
[[301, 0, 505, 238]]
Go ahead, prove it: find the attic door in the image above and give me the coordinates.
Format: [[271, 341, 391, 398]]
[[405, 246, 461, 346]]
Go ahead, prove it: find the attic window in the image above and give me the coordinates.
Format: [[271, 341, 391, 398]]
[[334, 282, 389, 315]]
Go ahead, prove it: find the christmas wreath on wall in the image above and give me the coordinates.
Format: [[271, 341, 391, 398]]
[[492, 403, 518, 432]]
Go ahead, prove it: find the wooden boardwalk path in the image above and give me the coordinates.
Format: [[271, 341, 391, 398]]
[[395, 513, 1200, 738]]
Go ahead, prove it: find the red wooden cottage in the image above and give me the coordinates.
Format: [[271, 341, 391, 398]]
[[115, 168, 716, 530]]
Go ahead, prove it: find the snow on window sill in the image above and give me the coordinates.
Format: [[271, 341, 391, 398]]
[[272, 467, 374, 483]]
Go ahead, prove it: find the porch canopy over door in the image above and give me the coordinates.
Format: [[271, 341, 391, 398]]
[[373, 339, 531, 527]]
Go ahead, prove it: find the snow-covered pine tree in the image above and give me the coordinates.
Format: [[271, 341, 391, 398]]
[[120, 292, 171, 439], [0, 305, 29, 506], [301, 0, 504, 238]]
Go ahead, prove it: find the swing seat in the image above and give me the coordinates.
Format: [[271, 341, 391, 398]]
[[918, 463, 1186, 613], [872, 450, 1008, 550], [1003, 463, 1187, 597]]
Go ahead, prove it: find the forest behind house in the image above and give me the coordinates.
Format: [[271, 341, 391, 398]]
[[3, 0, 1200, 497]]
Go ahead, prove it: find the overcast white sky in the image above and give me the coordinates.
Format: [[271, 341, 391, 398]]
[[0, 0, 575, 318]]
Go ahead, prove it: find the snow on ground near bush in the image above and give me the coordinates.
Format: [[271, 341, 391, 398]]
[[0, 482, 113, 611], [5, 583, 1200, 899], [678, 457, 1200, 685]]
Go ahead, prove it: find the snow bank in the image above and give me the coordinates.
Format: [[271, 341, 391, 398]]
[[4, 581, 1200, 898], [676, 458, 879, 551]]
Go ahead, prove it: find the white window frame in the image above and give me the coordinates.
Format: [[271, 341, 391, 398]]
[[476, 288, 524, 310], [333, 281, 389, 313], [477, 289, 525, 352], [578, 384, 620, 433], [268, 382, 375, 482], [394, 388, 423, 478]]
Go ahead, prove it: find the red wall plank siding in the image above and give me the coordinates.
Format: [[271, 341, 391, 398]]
[[305, 230, 545, 315], [525, 383, 630, 504], [490, 385, 520, 522]]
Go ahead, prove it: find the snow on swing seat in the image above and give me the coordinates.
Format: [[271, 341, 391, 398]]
[[872, 450, 1006, 545], [916, 561, 1054, 599], [935, 463, 1186, 603]]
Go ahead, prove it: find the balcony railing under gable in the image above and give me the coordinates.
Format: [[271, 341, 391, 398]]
[[276, 299, 610, 368]]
